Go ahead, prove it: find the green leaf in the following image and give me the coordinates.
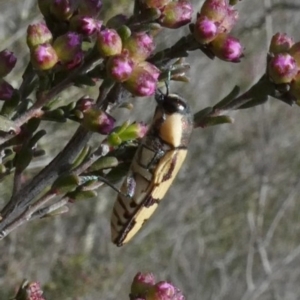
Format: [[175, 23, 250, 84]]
[[117, 25, 131, 42], [26, 118, 41, 133], [108, 132, 122, 146], [195, 115, 234, 128], [72, 145, 91, 169], [15, 148, 33, 172], [238, 96, 269, 109], [52, 174, 80, 194], [214, 85, 240, 110], [193, 107, 213, 124], [42, 109, 66, 122], [1, 91, 20, 117], [28, 130, 46, 148], [89, 156, 118, 172]]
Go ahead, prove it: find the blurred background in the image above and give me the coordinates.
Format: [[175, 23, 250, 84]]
[[1, 0, 300, 299]]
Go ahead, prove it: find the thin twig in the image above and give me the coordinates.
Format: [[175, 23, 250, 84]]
[[0, 191, 56, 240], [30, 197, 69, 221], [0, 81, 114, 233], [72, 143, 110, 176]]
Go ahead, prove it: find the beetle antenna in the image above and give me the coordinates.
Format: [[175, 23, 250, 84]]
[[80, 175, 129, 198], [164, 69, 172, 95], [155, 87, 164, 105]]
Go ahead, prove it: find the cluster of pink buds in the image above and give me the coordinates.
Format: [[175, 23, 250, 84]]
[[71, 96, 115, 135], [140, 0, 193, 29], [266, 33, 300, 104], [193, 0, 243, 62], [267, 32, 300, 104], [28, 0, 103, 70], [97, 29, 160, 97], [38, 0, 102, 26], [15, 281, 45, 300], [130, 272, 185, 300]]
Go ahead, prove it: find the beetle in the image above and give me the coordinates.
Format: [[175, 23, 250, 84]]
[[111, 88, 194, 246]]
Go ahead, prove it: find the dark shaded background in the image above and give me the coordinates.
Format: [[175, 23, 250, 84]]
[[1, 1, 300, 299]]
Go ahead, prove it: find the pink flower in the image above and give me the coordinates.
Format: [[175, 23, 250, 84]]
[[106, 54, 134, 82], [123, 32, 155, 62], [70, 15, 102, 36], [211, 33, 244, 62], [268, 53, 298, 84], [53, 32, 83, 65], [123, 66, 158, 97], [30, 44, 58, 70], [159, 0, 193, 29], [270, 33, 294, 54], [97, 29, 122, 57], [194, 16, 220, 44]]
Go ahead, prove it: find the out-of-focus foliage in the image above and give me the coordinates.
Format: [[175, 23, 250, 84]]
[[1, 1, 300, 300]]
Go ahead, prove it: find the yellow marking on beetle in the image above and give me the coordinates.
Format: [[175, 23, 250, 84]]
[[111, 149, 187, 246], [159, 113, 183, 147]]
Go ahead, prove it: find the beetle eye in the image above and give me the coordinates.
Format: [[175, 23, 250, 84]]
[[176, 100, 186, 112]]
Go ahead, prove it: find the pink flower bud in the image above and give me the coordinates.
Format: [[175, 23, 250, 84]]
[[28, 282, 45, 300], [268, 53, 298, 84], [221, 5, 238, 33], [78, 0, 102, 17], [82, 109, 115, 134], [159, 0, 193, 29], [70, 15, 102, 36], [123, 32, 155, 63], [135, 122, 148, 138], [200, 0, 227, 23], [96, 29, 122, 57], [135, 272, 156, 285], [193, 16, 220, 44], [122, 122, 149, 140], [145, 281, 185, 300], [50, 0, 77, 20], [131, 272, 156, 297], [106, 53, 134, 82], [270, 33, 294, 54], [0, 50, 17, 78], [30, 44, 58, 70], [53, 32, 83, 65], [27, 23, 53, 49], [210, 33, 243, 62], [123, 66, 158, 96], [16, 281, 45, 300], [154, 281, 176, 299], [0, 79, 14, 101], [138, 61, 160, 80]]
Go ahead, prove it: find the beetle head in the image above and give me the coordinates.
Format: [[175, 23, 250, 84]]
[[155, 90, 191, 115]]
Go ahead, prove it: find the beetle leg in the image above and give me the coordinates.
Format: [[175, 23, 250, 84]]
[[124, 174, 136, 198]]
